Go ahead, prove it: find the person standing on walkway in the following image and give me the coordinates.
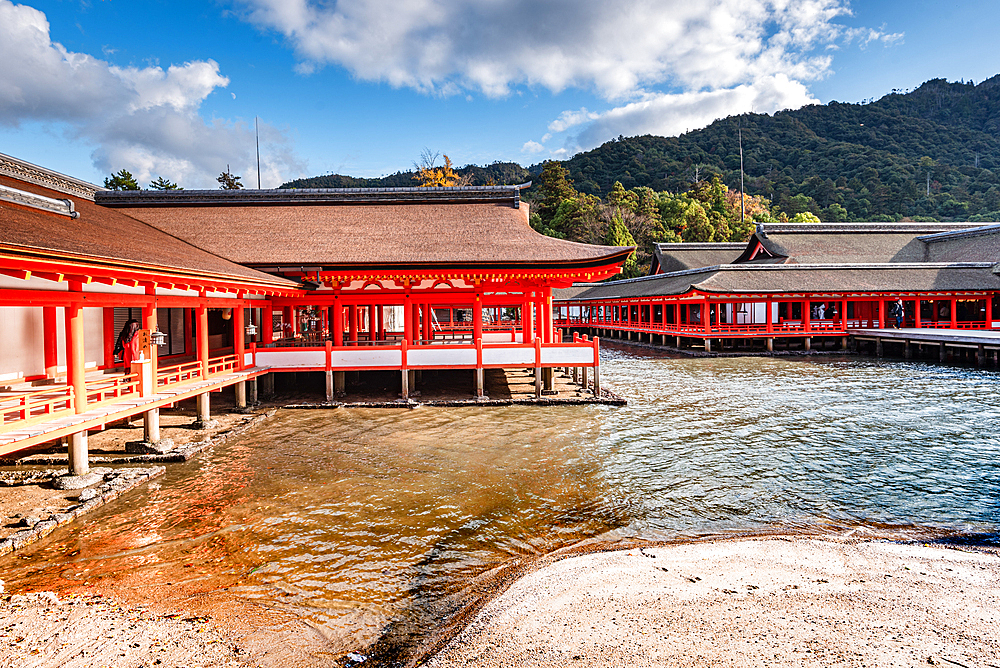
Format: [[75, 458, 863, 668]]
[[114, 319, 143, 367]]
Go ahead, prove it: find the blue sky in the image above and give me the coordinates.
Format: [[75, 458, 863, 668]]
[[1, 0, 998, 189]]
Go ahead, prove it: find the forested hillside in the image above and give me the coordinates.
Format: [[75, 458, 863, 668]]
[[284, 76, 1000, 224]]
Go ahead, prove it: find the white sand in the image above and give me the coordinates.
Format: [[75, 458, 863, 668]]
[[425, 538, 1000, 668]]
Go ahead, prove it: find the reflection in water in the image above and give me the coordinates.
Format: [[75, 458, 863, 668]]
[[5, 350, 1000, 660]]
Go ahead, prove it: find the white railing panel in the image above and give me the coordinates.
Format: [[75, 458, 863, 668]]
[[482, 332, 521, 343], [332, 349, 402, 368], [540, 346, 596, 365], [255, 350, 326, 368], [408, 347, 477, 367], [243, 352, 254, 367], [482, 346, 536, 366]]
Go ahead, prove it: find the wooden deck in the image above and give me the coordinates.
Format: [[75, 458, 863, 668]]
[[0, 366, 268, 457], [853, 328, 1000, 349]]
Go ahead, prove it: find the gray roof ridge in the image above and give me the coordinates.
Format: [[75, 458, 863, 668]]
[[917, 223, 1000, 243], [716, 262, 995, 270], [0, 152, 101, 201], [96, 182, 532, 207], [0, 183, 79, 219], [655, 242, 745, 249], [757, 222, 979, 234]]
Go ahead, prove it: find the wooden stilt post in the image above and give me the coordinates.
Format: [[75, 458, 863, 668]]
[[68, 431, 89, 476], [534, 337, 542, 398], [400, 338, 409, 400]]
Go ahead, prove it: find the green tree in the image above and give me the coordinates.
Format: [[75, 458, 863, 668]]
[[149, 176, 180, 190], [104, 169, 139, 191], [680, 202, 715, 242], [535, 161, 577, 227], [217, 165, 243, 190], [790, 211, 821, 223], [605, 212, 640, 278]]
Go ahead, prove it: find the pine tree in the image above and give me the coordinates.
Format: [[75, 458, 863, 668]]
[[218, 165, 243, 190], [104, 169, 139, 191], [149, 176, 180, 190]]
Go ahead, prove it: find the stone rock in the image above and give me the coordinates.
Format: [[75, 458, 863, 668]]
[[192, 419, 219, 430], [124, 438, 175, 455], [78, 488, 99, 502], [18, 515, 39, 527], [52, 472, 104, 490]]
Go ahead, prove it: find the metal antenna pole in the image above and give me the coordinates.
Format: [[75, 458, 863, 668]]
[[255, 116, 261, 189], [739, 119, 745, 225]]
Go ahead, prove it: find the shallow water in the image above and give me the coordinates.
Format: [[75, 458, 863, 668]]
[[5, 349, 1000, 660]]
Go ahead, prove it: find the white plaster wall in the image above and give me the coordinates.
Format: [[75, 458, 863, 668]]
[[0, 306, 105, 378], [0, 306, 44, 377]]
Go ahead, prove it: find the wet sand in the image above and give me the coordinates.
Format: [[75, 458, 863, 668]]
[[3, 536, 998, 667], [424, 537, 1000, 668]]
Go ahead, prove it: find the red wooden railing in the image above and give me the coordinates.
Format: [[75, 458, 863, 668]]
[[0, 386, 75, 433], [85, 373, 141, 407]]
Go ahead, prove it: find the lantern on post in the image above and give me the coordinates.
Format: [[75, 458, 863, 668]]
[[150, 328, 167, 347]]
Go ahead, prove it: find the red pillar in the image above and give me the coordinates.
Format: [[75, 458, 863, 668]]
[[473, 295, 484, 342], [765, 299, 774, 334], [987, 296, 993, 329], [333, 302, 344, 346], [423, 303, 432, 342], [377, 305, 384, 341], [262, 303, 273, 344], [143, 286, 158, 378], [65, 294, 86, 414], [369, 305, 377, 342], [43, 306, 59, 378], [803, 300, 811, 332], [522, 300, 533, 342], [404, 299, 413, 344], [877, 299, 885, 329], [234, 302, 245, 369], [349, 304, 358, 343], [197, 304, 209, 376], [950, 297, 957, 328], [101, 307, 114, 370], [915, 299, 922, 329], [282, 306, 292, 338]]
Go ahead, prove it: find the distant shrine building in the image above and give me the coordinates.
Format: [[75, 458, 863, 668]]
[[0, 152, 630, 469], [554, 223, 1000, 352], [6, 149, 1000, 473]]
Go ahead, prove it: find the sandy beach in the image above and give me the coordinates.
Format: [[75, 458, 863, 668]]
[[1, 535, 997, 667], [424, 537, 1000, 668]]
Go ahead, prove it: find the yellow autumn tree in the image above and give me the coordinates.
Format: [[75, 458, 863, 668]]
[[414, 149, 467, 187]]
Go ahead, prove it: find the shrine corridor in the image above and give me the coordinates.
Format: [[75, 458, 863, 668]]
[[4, 348, 999, 664]]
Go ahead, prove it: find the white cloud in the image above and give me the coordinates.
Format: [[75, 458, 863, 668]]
[[238, 0, 857, 100], [0, 0, 303, 187], [520, 140, 545, 154], [570, 73, 817, 151]]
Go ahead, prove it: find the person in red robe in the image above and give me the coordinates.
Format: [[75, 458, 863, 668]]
[[114, 319, 143, 366]]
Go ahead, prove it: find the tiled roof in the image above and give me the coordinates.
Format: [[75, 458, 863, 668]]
[[651, 242, 745, 273], [752, 222, 979, 264], [113, 198, 632, 269], [0, 173, 297, 288], [558, 264, 1000, 300]]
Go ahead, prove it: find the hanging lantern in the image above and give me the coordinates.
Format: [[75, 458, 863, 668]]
[[245, 322, 258, 337], [150, 328, 167, 347], [221, 308, 232, 320]]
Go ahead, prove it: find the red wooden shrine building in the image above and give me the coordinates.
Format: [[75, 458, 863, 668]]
[[0, 152, 631, 470], [555, 223, 1000, 352]]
